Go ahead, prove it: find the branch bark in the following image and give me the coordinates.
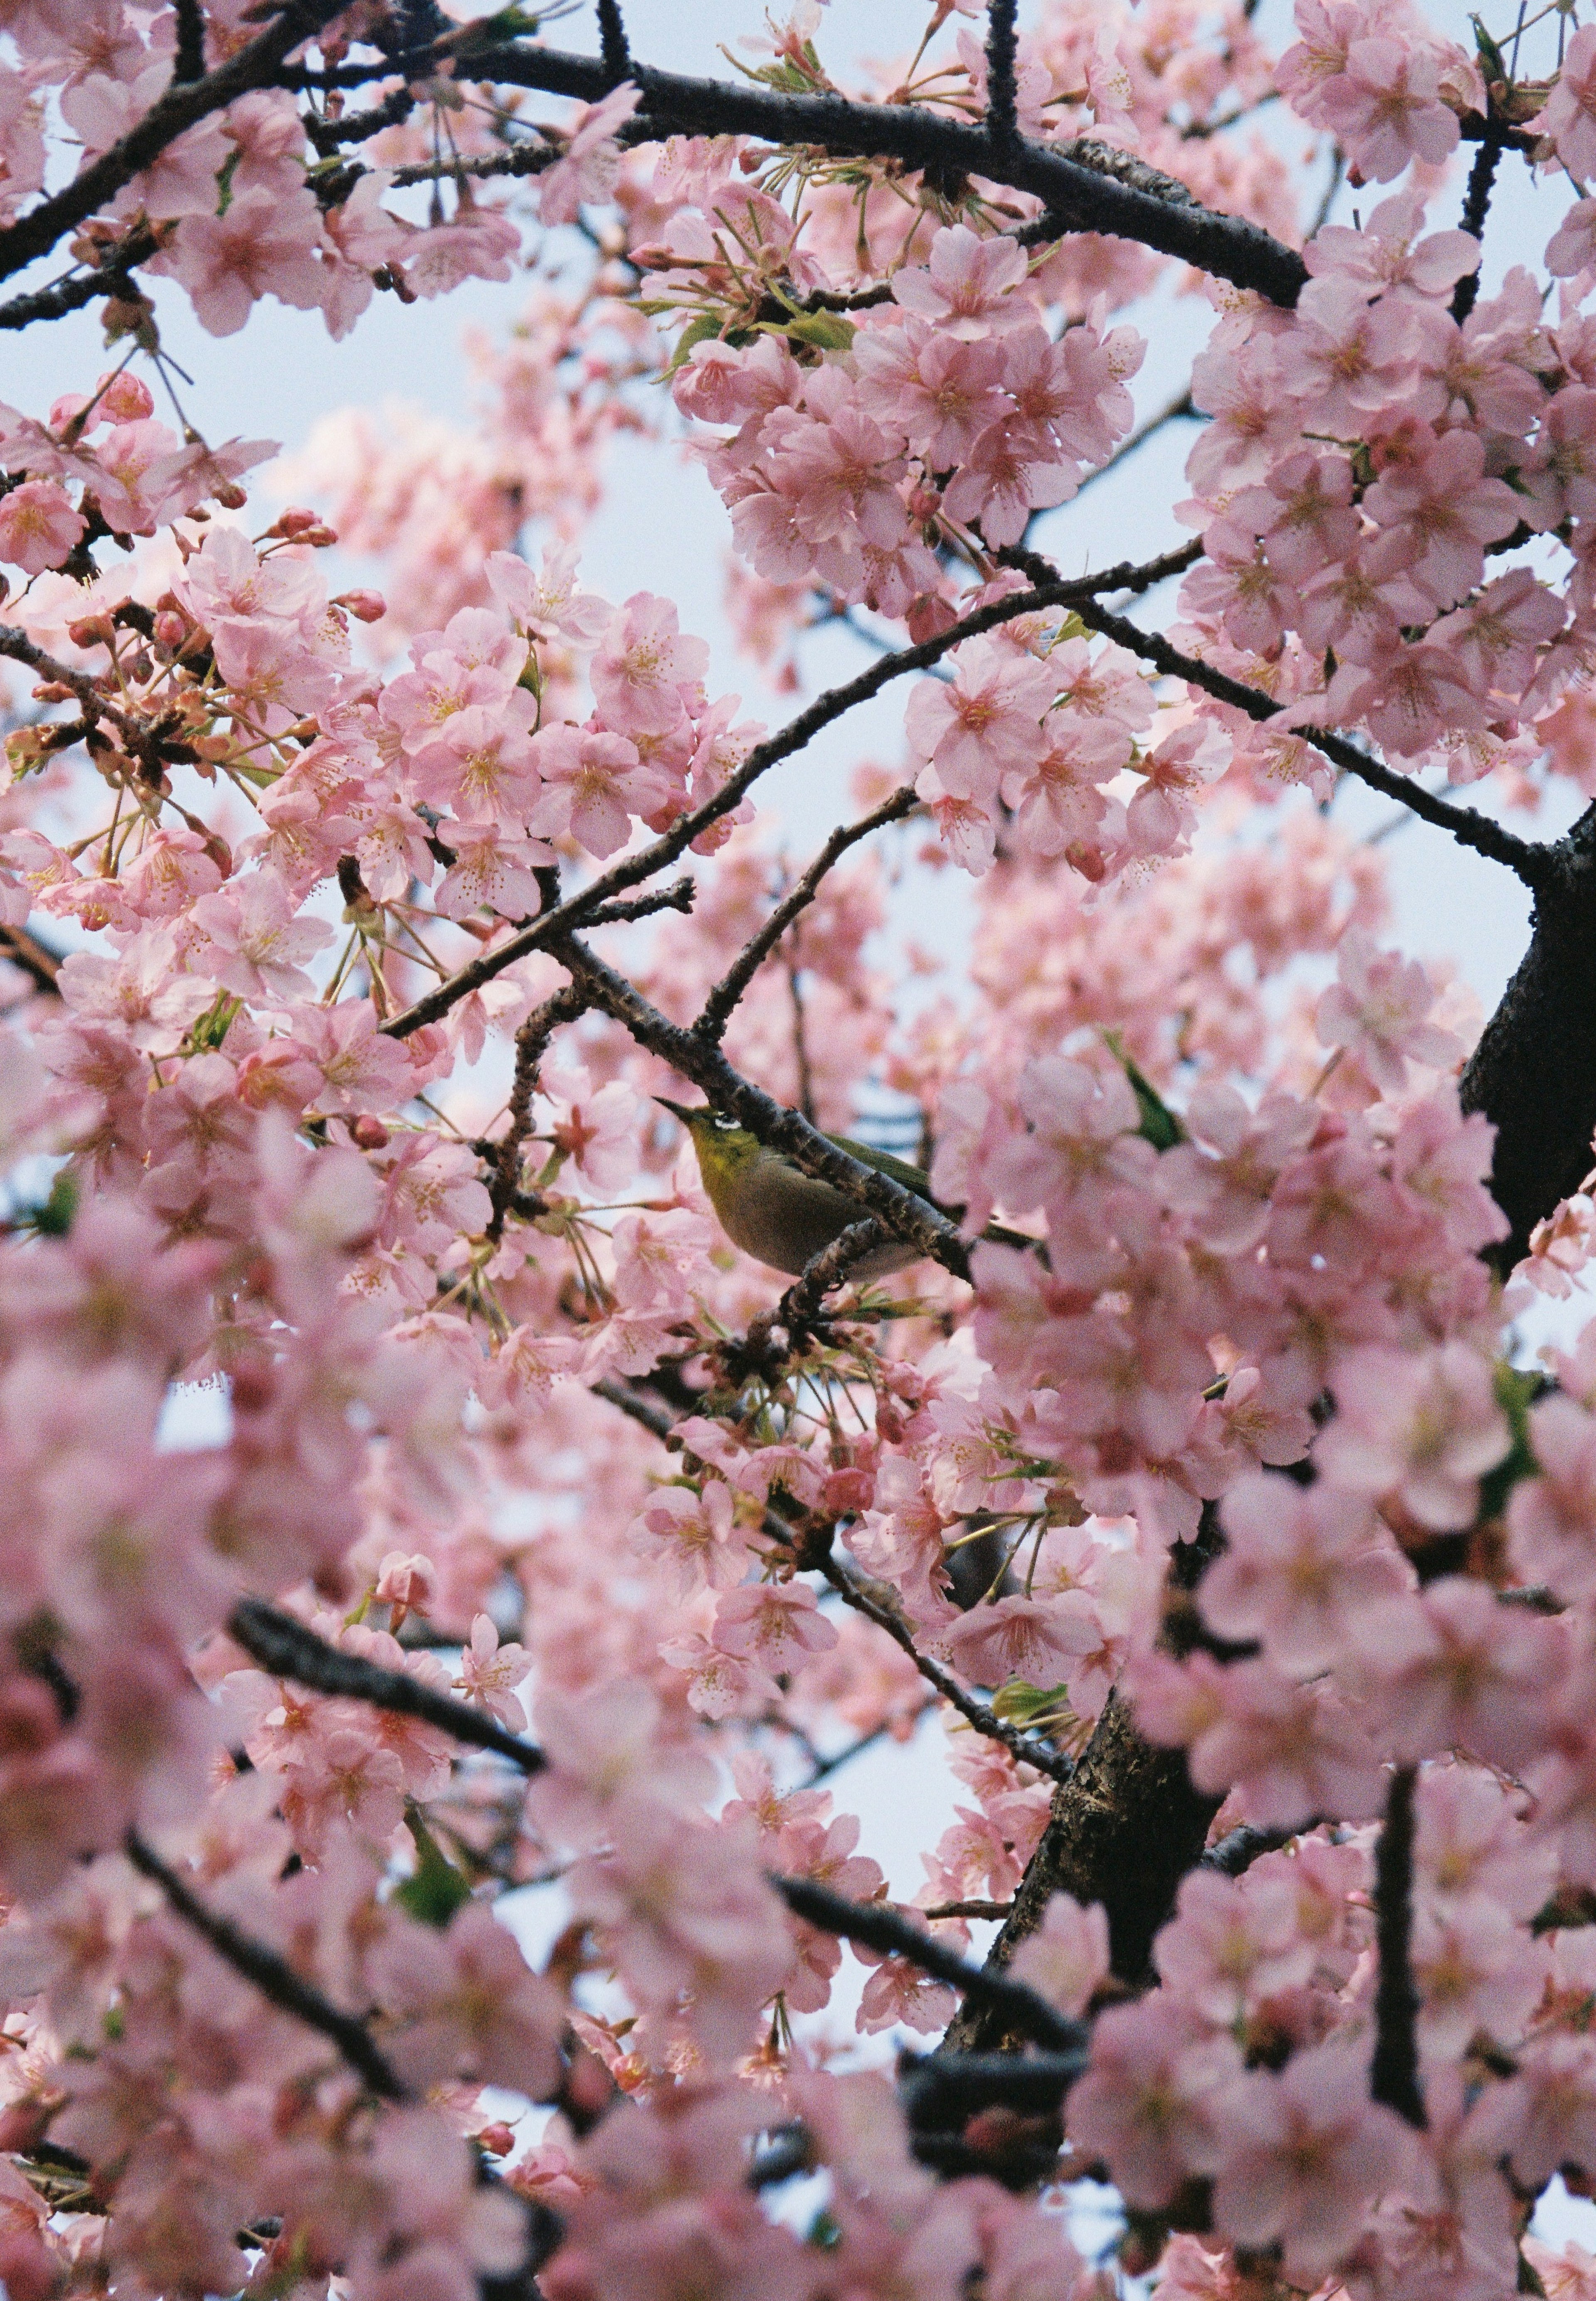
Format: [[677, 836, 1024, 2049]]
[[227, 1599, 546, 1773], [1460, 804, 1596, 1269]]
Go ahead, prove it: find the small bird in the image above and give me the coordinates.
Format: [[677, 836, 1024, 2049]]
[[655, 1097, 1037, 1279]]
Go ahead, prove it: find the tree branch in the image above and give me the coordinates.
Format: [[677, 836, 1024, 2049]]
[[589, 1375, 1071, 1779], [172, 0, 208, 84], [985, 0, 1019, 146], [1461, 803, 1596, 1268], [381, 552, 1203, 1043], [477, 45, 1309, 307], [1058, 594, 1549, 887], [771, 1873, 1088, 2052], [226, 1599, 546, 1774], [125, 1828, 409, 2099], [553, 932, 972, 1278], [0, 0, 353, 286], [0, 626, 168, 776], [1369, 1764, 1426, 2129], [695, 789, 917, 1044], [0, 227, 159, 332], [596, 0, 631, 83], [815, 1547, 1071, 1781], [488, 983, 589, 1242]]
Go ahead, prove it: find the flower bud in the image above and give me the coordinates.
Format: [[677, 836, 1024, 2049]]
[[335, 589, 387, 623], [351, 1115, 390, 1149]]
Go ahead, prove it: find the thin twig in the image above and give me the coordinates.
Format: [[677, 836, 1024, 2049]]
[[125, 1829, 409, 2099], [695, 789, 917, 1043], [489, 983, 588, 1242], [227, 1599, 546, 1774], [554, 933, 972, 1277], [588, 1375, 1071, 1778], [817, 1549, 1072, 1781], [772, 1873, 1086, 2051], [381, 547, 1204, 1043], [1057, 592, 1549, 887], [1369, 1765, 1426, 2129], [0, 626, 165, 775]]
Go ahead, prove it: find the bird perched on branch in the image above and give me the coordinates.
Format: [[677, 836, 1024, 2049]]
[[655, 1098, 1040, 1279]]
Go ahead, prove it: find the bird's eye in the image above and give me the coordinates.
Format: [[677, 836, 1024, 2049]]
[[713, 1114, 738, 1132]]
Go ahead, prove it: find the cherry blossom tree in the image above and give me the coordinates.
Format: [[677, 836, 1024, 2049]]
[[10, 1, 1596, 2297]]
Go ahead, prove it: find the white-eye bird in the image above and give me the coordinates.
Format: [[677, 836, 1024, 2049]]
[[655, 1098, 1039, 1279]]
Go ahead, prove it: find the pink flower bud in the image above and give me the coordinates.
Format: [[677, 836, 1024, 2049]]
[[336, 589, 387, 624], [351, 1114, 390, 1149]]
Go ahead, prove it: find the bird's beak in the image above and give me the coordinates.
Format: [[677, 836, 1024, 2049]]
[[654, 1096, 698, 1125]]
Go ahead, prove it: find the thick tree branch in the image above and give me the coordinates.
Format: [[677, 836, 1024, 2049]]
[[771, 1873, 1087, 2052], [1461, 813, 1596, 1271], [1369, 1765, 1426, 2129], [227, 1599, 546, 1773], [477, 45, 1310, 307], [125, 1828, 409, 2099]]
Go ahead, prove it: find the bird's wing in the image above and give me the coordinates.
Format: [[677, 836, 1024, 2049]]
[[826, 1132, 943, 1205]]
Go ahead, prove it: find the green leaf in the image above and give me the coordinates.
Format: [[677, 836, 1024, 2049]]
[[396, 1808, 473, 1929], [189, 989, 243, 1052], [1101, 1030, 1185, 1149], [214, 147, 241, 220], [784, 310, 856, 352], [665, 312, 725, 373], [1477, 1359, 1549, 1522]]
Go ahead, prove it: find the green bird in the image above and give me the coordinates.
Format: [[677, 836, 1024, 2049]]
[[655, 1098, 1038, 1280]]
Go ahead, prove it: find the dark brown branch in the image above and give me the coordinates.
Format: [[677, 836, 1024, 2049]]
[[0, 626, 167, 776], [0, 227, 159, 331], [381, 551, 1204, 1043], [1199, 1823, 1295, 1876], [985, 0, 1019, 146], [1369, 1765, 1426, 2129], [1450, 119, 1504, 325], [596, 0, 631, 82], [553, 932, 970, 1278], [1059, 593, 1549, 887], [125, 1828, 409, 2098], [488, 983, 589, 1242], [0, 921, 62, 995], [771, 1873, 1087, 2051], [478, 45, 1310, 307], [589, 1375, 1069, 1778], [815, 1547, 1071, 1781], [1461, 801, 1596, 1268], [172, 0, 208, 84], [0, 0, 353, 286], [898, 2048, 1083, 2131], [695, 789, 917, 1043], [227, 1599, 546, 1774]]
